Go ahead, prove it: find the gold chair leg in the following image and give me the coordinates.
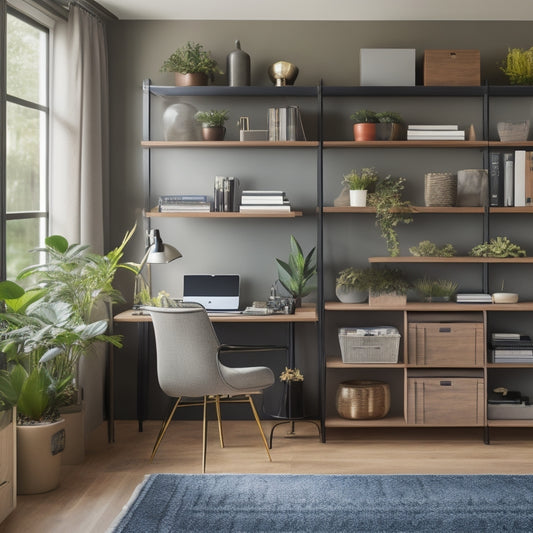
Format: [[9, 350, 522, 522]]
[[151, 397, 182, 460], [215, 395, 224, 448], [247, 395, 272, 462], [202, 395, 208, 473]]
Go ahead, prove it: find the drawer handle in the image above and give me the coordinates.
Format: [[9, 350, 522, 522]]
[[440, 380, 452, 386], [439, 327, 451, 333]]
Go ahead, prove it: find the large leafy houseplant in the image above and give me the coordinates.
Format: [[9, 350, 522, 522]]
[[276, 235, 317, 306]]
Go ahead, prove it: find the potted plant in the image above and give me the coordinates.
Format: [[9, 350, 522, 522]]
[[342, 167, 378, 207], [277, 367, 304, 419], [160, 41, 222, 86], [376, 111, 404, 141], [414, 277, 458, 302], [276, 235, 317, 307], [195, 109, 229, 141], [500, 47, 533, 85], [469, 236, 526, 258], [409, 240, 456, 257], [358, 266, 410, 307], [367, 175, 413, 257], [335, 267, 368, 303], [350, 109, 378, 141]]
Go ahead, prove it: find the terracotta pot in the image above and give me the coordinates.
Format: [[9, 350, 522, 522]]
[[353, 122, 376, 141], [174, 72, 208, 86], [17, 419, 65, 494], [202, 126, 226, 141]]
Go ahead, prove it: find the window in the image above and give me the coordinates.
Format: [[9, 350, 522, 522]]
[[3, 6, 49, 280]]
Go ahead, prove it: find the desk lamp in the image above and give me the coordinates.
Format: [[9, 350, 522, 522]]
[[133, 229, 182, 306]]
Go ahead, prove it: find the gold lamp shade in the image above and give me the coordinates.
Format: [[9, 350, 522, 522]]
[[268, 61, 299, 86]]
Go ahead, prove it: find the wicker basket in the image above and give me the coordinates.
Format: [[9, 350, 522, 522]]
[[336, 380, 391, 419], [338, 327, 400, 363], [424, 172, 457, 207]]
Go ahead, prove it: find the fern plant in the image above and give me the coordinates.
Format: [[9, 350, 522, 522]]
[[500, 47, 533, 85]]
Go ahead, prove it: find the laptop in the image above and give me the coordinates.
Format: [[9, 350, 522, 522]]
[[182, 274, 240, 311]]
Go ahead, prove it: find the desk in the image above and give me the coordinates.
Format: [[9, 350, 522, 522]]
[[110, 305, 318, 442]]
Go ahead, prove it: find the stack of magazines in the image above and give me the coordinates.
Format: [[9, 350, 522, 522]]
[[407, 124, 465, 141], [491, 333, 533, 363], [158, 194, 211, 212], [456, 293, 493, 304], [239, 190, 291, 212]]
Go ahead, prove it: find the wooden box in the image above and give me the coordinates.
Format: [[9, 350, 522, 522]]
[[408, 322, 484, 366], [407, 373, 484, 425], [424, 50, 480, 86]]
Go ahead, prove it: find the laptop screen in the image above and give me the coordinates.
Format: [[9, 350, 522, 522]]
[[182, 275, 240, 310]]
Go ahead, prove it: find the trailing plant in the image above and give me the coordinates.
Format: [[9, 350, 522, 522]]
[[500, 47, 533, 85], [469, 236, 526, 258], [367, 176, 413, 256], [276, 235, 317, 305], [409, 240, 456, 257], [160, 41, 222, 80], [280, 367, 304, 382], [195, 109, 230, 127], [414, 277, 458, 301], [376, 111, 403, 124], [356, 266, 410, 296], [350, 109, 378, 123], [342, 168, 378, 190]]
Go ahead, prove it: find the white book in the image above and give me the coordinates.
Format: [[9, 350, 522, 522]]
[[503, 153, 514, 207], [514, 150, 526, 206], [407, 132, 465, 140], [407, 130, 465, 137], [241, 197, 288, 205], [239, 204, 291, 212], [408, 125, 459, 130], [241, 190, 285, 195]]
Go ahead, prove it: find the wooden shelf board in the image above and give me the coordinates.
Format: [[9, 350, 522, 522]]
[[487, 419, 533, 427], [323, 140, 487, 148], [322, 206, 484, 214], [368, 256, 533, 263], [487, 363, 533, 368], [326, 416, 484, 428], [141, 140, 318, 148], [146, 208, 303, 218], [326, 356, 404, 368], [325, 301, 533, 311]]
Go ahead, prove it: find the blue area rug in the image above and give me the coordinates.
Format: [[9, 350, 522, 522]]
[[108, 473, 533, 532]]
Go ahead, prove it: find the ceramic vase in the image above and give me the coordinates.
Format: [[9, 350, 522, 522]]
[[349, 189, 368, 207], [227, 40, 250, 86], [335, 286, 368, 304], [163, 103, 202, 141]]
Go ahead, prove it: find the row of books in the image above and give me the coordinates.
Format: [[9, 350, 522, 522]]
[[489, 151, 533, 207], [239, 190, 291, 212], [158, 194, 210, 212], [267, 106, 307, 141], [213, 176, 240, 212], [490, 332, 533, 363], [406, 124, 465, 141]]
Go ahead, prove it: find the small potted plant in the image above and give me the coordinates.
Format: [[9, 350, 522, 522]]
[[194, 109, 230, 141], [414, 277, 458, 302], [376, 111, 404, 141], [335, 267, 368, 303], [500, 47, 533, 85], [277, 367, 304, 419], [160, 41, 222, 86], [358, 266, 410, 307], [350, 109, 378, 141], [342, 167, 378, 207]]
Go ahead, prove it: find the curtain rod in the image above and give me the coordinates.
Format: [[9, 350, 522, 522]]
[[32, 0, 118, 22]]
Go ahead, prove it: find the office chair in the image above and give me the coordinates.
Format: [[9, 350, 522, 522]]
[[145, 304, 285, 473]]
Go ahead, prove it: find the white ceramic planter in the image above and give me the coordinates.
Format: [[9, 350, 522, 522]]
[[335, 286, 368, 304], [349, 189, 368, 207], [17, 419, 65, 494]]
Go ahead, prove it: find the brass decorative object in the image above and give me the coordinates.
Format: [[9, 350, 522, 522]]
[[336, 380, 390, 419], [268, 61, 299, 86]]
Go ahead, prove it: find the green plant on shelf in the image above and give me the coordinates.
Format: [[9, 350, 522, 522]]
[[414, 277, 458, 302], [500, 47, 533, 85], [469, 236, 526, 258], [350, 109, 378, 123], [376, 111, 403, 124], [342, 167, 378, 191], [357, 266, 410, 296], [194, 109, 230, 127], [160, 41, 222, 80], [409, 240, 456, 257]]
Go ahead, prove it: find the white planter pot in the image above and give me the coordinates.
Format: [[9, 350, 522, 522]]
[[335, 286, 368, 304], [349, 189, 368, 207], [17, 419, 65, 494]]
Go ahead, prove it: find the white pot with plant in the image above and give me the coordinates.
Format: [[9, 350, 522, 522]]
[[335, 267, 368, 303], [342, 167, 378, 207]]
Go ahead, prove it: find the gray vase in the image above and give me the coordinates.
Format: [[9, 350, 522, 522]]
[[162, 102, 202, 141], [227, 40, 251, 87]]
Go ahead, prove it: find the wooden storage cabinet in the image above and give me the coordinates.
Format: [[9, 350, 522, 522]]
[[408, 322, 484, 366], [407, 371, 484, 425], [0, 408, 16, 523]]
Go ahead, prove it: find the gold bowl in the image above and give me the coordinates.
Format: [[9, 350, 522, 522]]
[[268, 61, 299, 86]]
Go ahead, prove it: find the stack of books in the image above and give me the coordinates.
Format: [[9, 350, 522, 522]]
[[158, 194, 211, 212], [213, 176, 240, 212], [267, 106, 307, 141], [239, 190, 291, 212], [456, 293, 493, 304], [407, 124, 465, 141], [491, 333, 533, 363], [489, 150, 533, 207]]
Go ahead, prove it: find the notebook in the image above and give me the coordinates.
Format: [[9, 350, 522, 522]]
[[182, 274, 240, 311]]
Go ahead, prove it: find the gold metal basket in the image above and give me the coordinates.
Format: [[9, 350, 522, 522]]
[[335, 380, 391, 419]]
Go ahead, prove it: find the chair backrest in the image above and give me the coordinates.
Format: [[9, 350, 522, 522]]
[[144, 305, 229, 398]]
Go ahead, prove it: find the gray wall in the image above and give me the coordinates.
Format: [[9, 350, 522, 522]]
[[107, 20, 533, 419]]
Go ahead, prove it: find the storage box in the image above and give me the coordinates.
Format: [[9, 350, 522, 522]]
[[407, 373, 484, 425], [408, 322, 484, 366], [424, 50, 480, 86], [360, 48, 416, 86], [338, 326, 400, 363]]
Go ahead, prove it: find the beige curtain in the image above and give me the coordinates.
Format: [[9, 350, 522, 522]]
[[50, 4, 110, 435], [50, 4, 109, 253]]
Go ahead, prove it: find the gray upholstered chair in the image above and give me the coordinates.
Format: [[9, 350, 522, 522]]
[[145, 304, 283, 472]]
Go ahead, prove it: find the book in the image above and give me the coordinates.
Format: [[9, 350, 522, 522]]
[[489, 152, 502, 207], [407, 130, 465, 140], [214, 176, 240, 212], [239, 204, 291, 212], [159, 203, 210, 212], [525, 151, 533, 205], [503, 152, 514, 207], [492, 333, 521, 340], [268, 106, 306, 141], [159, 194, 209, 204], [241, 196, 287, 205], [514, 150, 526, 206], [408, 125, 459, 130], [456, 293, 492, 303]]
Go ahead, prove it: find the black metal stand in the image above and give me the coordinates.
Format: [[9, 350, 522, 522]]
[[269, 417, 321, 448]]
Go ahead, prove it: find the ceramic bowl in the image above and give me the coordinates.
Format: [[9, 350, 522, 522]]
[[492, 292, 519, 304]]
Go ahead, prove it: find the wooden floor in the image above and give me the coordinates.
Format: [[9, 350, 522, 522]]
[[2, 419, 533, 532]]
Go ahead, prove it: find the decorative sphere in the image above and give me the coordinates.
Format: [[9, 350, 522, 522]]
[[268, 61, 299, 86], [163, 103, 202, 141]]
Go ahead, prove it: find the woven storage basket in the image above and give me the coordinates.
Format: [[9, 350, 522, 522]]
[[424, 172, 457, 207], [336, 380, 391, 419], [338, 327, 400, 363]]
